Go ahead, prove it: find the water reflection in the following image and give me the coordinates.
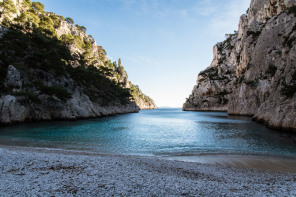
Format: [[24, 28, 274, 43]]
[[0, 108, 295, 157]]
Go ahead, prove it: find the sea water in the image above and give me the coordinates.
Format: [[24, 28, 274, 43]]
[[0, 108, 295, 157]]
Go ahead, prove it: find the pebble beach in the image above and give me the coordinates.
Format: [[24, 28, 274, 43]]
[[0, 146, 296, 196]]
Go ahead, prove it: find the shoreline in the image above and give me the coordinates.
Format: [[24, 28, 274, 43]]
[[0, 145, 296, 196], [164, 154, 296, 173], [0, 109, 141, 127], [2, 144, 296, 173], [182, 109, 296, 133]]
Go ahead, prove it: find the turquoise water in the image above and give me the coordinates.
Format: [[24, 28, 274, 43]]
[[0, 108, 296, 157]]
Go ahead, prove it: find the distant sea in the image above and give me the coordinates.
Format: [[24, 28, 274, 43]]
[[0, 108, 296, 157]]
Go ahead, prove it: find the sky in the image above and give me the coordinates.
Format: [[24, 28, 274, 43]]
[[38, 0, 250, 107]]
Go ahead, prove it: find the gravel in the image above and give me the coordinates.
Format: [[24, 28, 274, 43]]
[[0, 146, 295, 196]]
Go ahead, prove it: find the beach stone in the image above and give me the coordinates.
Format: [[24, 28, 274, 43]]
[[0, 147, 296, 196]]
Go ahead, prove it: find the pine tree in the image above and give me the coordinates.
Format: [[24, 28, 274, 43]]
[[0, 0, 17, 17]]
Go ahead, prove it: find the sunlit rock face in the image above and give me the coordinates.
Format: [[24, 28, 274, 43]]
[[183, 0, 296, 131]]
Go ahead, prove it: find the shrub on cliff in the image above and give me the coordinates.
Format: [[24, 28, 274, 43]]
[[0, 23, 133, 104], [75, 24, 87, 33], [49, 15, 60, 28], [60, 34, 75, 45], [68, 65, 131, 104], [31, 2, 44, 13], [0, 24, 72, 75], [39, 16, 56, 36], [21, 0, 31, 8], [33, 81, 72, 102], [65, 17, 74, 24], [0, 0, 17, 17], [0, 1, 154, 106]]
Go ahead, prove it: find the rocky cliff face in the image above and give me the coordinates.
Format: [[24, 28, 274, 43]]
[[0, 65, 140, 124], [0, 0, 155, 125], [183, 0, 296, 131]]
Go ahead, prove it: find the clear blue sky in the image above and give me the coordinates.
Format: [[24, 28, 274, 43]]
[[38, 0, 250, 107]]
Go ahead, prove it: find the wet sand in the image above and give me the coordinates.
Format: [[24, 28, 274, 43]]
[[165, 154, 296, 173]]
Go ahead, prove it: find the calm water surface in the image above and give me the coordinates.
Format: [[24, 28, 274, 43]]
[[0, 108, 296, 157]]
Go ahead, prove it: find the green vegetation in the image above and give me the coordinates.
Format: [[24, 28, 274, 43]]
[[83, 40, 91, 50], [33, 81, 72, 102], [199, 66, 229, 81], [39, 15, 56, 35], [0, 0, 154, 106], [199, 67, 218, 80], [65, 17, 74, 24], [14, 9, 40, 24], [49, 15, 60, 28], [68, 65, 131, 105], [11, 91, 41, 103], [0, 0, 17, 17], [58, 15, 65, 21], [0, 23, 72, 88], [129, 83, 154, 103], [31, 2, 44, 13], [21, 0, 32, 8], [75, 24, 87, 33], [60, 33, 74, 45], [247, 30, 261, 40], [71, 35, 92, 51], [0, 23, 133, 104]]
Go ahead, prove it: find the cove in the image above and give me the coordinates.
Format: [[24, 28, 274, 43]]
[[0, 108, 295, 158]]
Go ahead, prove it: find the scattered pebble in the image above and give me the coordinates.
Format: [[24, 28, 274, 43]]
[[0, 146, 295, 196]]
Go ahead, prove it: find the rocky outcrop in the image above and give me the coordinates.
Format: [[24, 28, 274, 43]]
[[0, 94, 139, 124], [0, 65, 140, 124], [134, 96, 156, 110], [183, 0, 296, 131], [0, 0, 155, 125]]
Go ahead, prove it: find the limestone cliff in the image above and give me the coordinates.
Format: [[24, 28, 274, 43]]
[[0, 0, 155, 124], [183, 0, 296, 131]]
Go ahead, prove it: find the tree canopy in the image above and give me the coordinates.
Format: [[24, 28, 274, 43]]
[[75, 24, 87, 32], [21, 0, 32, 8], [65, 17, 74, 24], [0, 0, 17, 17], [31, 2, 44, 13]]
